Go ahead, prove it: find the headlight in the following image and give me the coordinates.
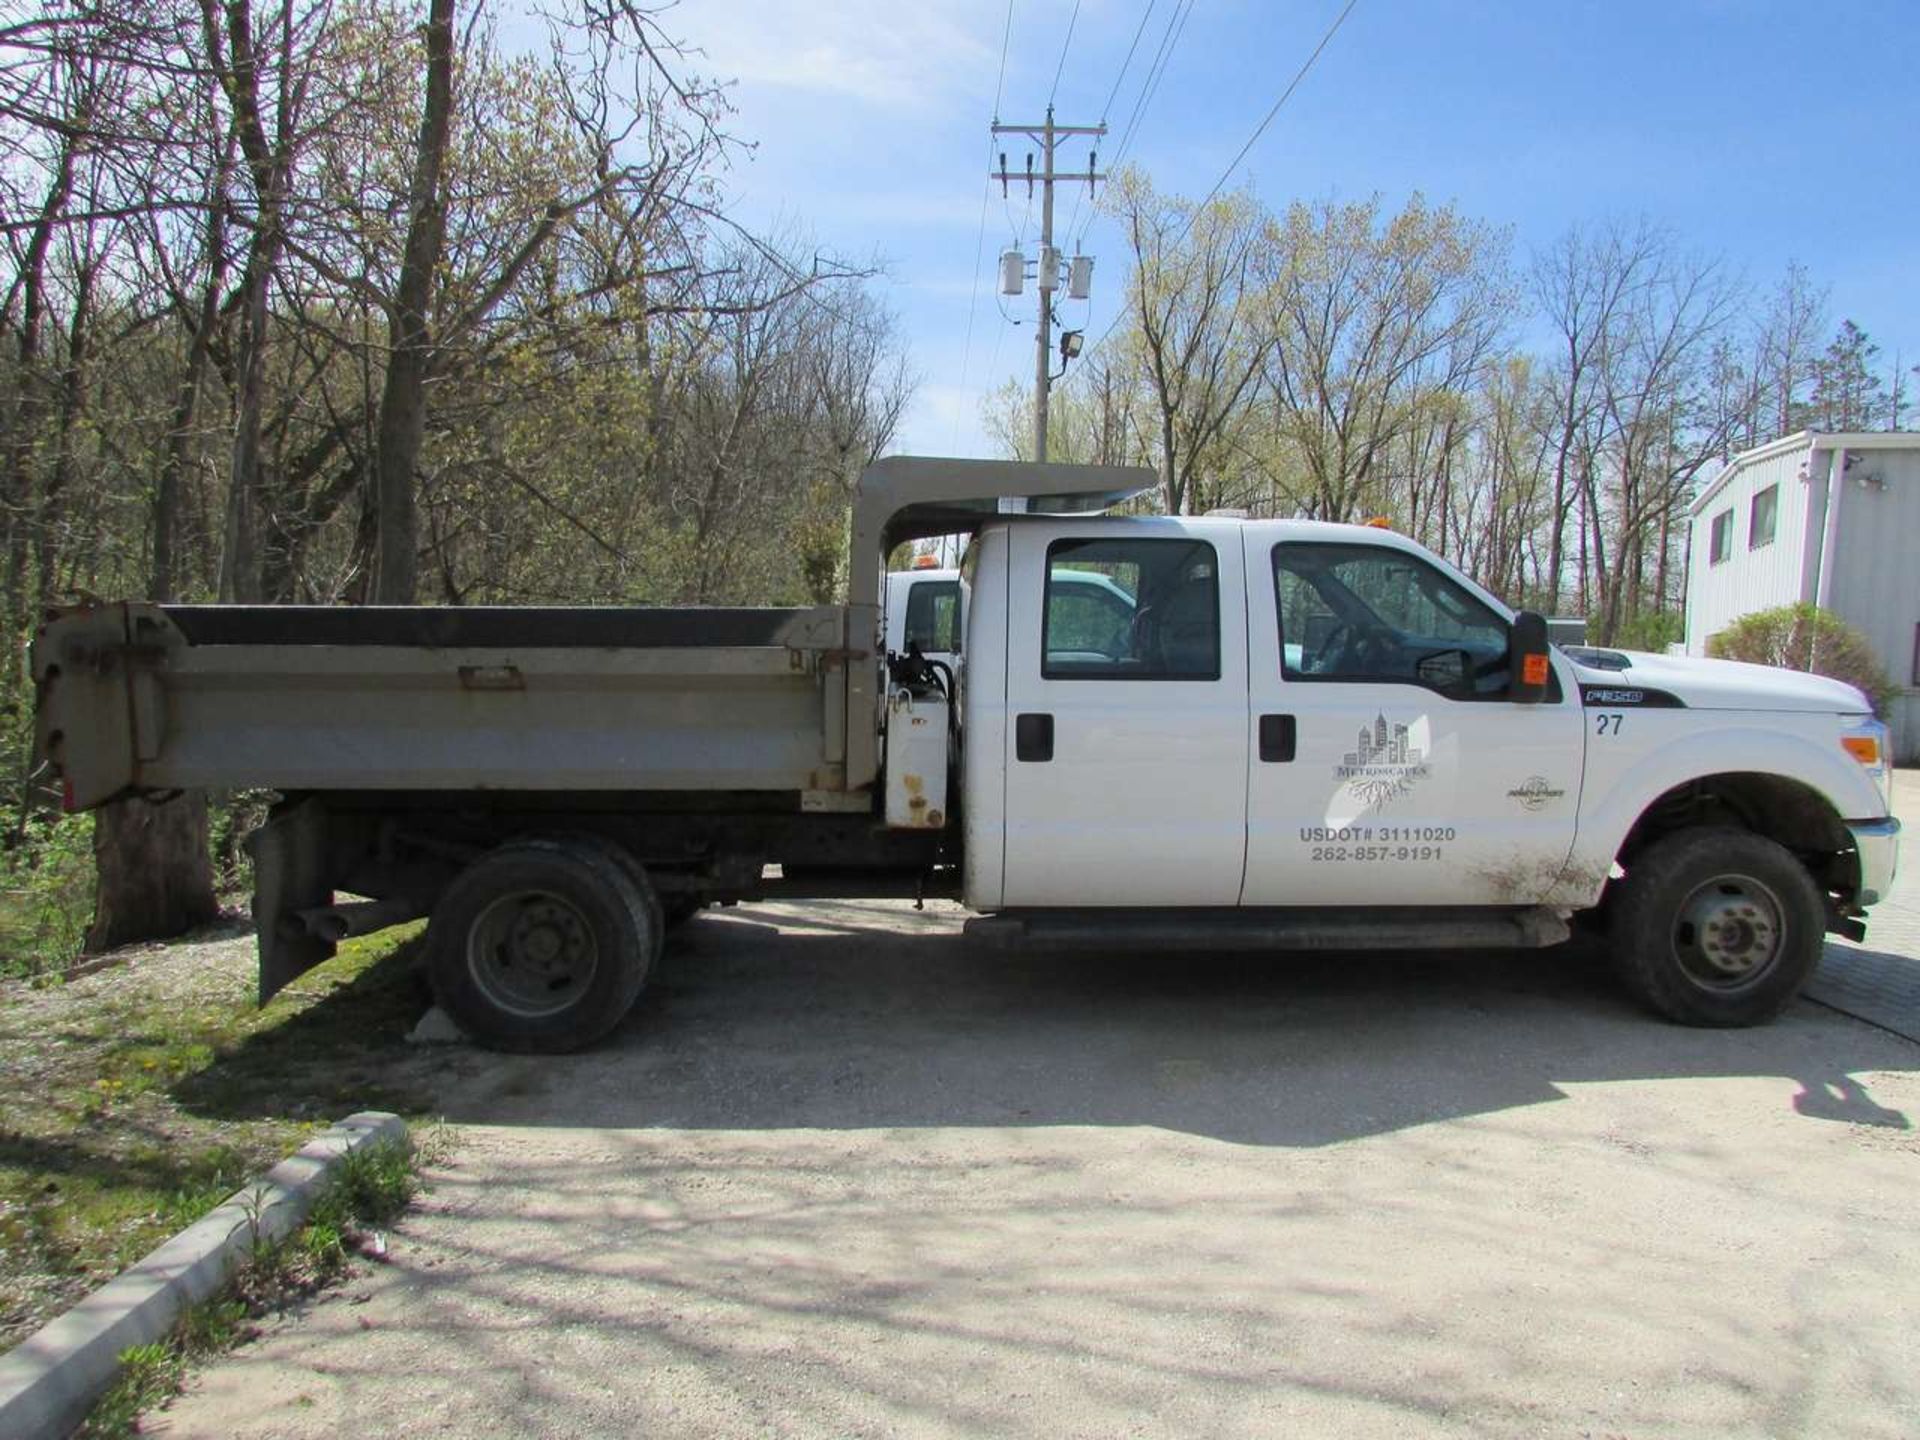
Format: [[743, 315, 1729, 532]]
[[1842, 718, 1893, 809]]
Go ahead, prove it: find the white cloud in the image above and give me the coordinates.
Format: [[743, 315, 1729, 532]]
[[897, 380, 1021, 459], [673, 0, 995, 110]]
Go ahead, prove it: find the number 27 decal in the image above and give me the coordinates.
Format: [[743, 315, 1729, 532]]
[[1594, 712, 1625, 736]]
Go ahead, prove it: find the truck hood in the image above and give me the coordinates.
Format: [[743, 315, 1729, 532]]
[[1564, 648, 1872, 714]]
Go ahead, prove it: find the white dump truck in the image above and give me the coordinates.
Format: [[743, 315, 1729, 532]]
[[33, 458, 1899, 1050]]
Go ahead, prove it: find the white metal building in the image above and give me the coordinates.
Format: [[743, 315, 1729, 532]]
[[1685, 430, 1920, 761]]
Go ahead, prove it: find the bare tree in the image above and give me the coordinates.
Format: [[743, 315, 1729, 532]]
[[1108, 168, 1271, 515], [1586, 246, 1744, 642], [1530, 219, 1665, 612], [1260, 193, 1514, 523], [1755, 260, 1827, 437]]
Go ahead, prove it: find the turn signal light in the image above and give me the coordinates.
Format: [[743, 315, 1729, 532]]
[[1522, 654, 1551, 686], [1841, 735, 1882, 766]]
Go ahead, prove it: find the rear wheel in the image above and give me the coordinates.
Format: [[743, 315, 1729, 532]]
[[1609, 826, 1824, 1026], [427, 839, 655, 1052]]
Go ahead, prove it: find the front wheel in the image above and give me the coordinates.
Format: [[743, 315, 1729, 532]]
[[1609, 827, 1825, 1027]]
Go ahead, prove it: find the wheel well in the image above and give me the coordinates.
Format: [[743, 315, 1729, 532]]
[[1616, 772, 1860, 906]]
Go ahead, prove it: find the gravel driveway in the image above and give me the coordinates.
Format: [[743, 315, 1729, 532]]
[[158, 794, 1920, 1439]]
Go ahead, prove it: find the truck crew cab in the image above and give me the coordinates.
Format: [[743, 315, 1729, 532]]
[[34, 459, 1899, 1050]]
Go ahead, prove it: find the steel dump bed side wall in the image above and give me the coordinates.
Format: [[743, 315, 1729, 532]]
[[34, 602, 853, 806]]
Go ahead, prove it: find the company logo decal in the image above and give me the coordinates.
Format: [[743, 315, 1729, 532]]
[[1336, 712, 1430, 807], [1508, 776, 1567, 811]]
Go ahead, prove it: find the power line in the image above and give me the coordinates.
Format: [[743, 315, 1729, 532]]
[[963, 0, 1019, 450], [952, 157, 998, 451], [1004, 184, 1035, 248], [1047, 0, 1083, 110], [1087, 0, 1359, 358], [1107, 0, 1194, 174], [1075, 0, 1190, 251], [1100, 0, 1158, 123], [1065, 0, 1159, 250], [993, 0, 1015, 119], [1191, 0, 1359, 217]]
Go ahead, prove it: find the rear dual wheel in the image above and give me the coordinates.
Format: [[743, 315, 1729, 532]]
[[1609, 827, 1825, 1027], [427, 838, 658, 1052]]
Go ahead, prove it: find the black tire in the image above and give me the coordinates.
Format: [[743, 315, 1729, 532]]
[[1609, 826, 1825, 1027], [563, 835, 667, 968], [426, 839, 656, 1052]]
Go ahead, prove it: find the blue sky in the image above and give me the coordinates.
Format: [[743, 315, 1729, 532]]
[[666, 0, 1920, 456]]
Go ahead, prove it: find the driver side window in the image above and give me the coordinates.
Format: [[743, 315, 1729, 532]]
[[1273, 541, 1511, 696]]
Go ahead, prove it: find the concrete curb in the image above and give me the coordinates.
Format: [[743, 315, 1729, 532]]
[[0, 1110, 408, 1440]]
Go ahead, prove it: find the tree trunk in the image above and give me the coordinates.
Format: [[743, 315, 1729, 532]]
[[3, 137, 78, 639], [106, 294, 226, 954], [85, 793, 219, 954], [371, 0, 455, 604], [219, 260, 269, 602], [35, 262, 93, 613], [155, 142, 233, 604]]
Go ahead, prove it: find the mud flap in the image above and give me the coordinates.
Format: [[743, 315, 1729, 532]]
[[249, 798, 335, 1004]]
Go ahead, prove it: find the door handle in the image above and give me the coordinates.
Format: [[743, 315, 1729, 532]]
[[1015, 712, 1054, 762], [1258, 713, 1296, 763]]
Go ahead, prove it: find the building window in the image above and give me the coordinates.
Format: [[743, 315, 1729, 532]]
[[1709, 509, 1733, 566], [1749, 485, 1778, 550]]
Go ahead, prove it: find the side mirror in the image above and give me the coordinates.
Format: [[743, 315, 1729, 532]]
[[1508, 611, 1551, 704]]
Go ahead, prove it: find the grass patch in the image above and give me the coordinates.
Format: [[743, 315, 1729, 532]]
[[0, 919, 450, 1352], [76, 1137, 426, 1440], [0, 813, 94, 983]]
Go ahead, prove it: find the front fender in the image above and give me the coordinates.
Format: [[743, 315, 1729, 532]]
[[1551, 721, 1884, 908]]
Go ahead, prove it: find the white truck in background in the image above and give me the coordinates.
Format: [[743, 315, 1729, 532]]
[[34, 458, 1900, 1051], [885, 562, 962, 671]]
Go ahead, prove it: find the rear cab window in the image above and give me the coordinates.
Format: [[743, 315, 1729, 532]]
[[1043, 537, 1220, 680]]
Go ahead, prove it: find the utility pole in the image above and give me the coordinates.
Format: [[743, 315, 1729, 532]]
[[993, 108, 1103, 463]]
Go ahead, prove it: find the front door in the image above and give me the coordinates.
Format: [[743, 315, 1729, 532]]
[[1001, 521, 1249, 907], [1241, 533, 1583, 906]]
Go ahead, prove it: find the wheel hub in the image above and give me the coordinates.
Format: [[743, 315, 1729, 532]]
[[1674, 877, 1785, 990], [509, 903, 582, 972], [468, 890, 598, 1017]]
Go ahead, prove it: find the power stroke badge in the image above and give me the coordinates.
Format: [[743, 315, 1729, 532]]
[[1507, 776, 1567, 811]]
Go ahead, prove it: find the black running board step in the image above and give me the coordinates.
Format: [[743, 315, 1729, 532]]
[[965, 906, 1570, 952]]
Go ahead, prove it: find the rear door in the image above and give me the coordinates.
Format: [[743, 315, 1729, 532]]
[[1000, 520, 1249, 907], [1242, 532, 1583, 906]]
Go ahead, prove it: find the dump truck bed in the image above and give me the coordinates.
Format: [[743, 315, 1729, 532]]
[[33, 601, 854, 808]]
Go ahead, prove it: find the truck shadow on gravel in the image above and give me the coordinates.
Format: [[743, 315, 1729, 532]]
[[169, 934, 485, 1126], [399, 902, 1919, 1148]]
